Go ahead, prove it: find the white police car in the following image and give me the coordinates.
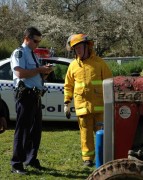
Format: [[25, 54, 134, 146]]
[[0, 57, 77, 123]]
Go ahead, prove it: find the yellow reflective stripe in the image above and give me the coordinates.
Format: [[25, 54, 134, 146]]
[[82, 150, 95, 156], [75, 82, 85, 88], [94, 106, 104, 112], [76, 107, 87, 115], [91, 80, 102, 85], [75, 80, 102, 88], [64, 92, 73, 96]]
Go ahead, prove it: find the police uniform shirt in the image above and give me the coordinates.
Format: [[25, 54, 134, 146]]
[[11, 43, 43, 90]]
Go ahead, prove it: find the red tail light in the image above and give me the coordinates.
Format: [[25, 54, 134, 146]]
[[34, 48, 51, 58]]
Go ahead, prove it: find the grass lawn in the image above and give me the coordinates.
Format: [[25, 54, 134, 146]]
[[0, 121, 95, 180]]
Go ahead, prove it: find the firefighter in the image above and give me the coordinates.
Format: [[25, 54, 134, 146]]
[[64, 34, 112, 167]]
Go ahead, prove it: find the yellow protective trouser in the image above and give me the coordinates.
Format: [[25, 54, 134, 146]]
[[78, 113, 103, 161]]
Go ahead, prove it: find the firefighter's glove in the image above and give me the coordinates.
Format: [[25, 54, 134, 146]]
[[64, 103, 71, 119]]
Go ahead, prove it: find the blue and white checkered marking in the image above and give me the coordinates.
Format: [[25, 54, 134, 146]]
[[0, 82, 64, 93], [47, 85, 64, 92], [0, 82, 14, 90]]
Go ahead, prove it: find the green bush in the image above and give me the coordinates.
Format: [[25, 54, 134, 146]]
[[0, 38, 19, 59], [107, 59, 143, 76]]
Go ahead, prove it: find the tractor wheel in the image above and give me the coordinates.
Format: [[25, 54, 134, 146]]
[[87, 158, 143, 180]]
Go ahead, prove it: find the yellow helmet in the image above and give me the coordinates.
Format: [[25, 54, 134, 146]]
[[66, 34, 94, 51]]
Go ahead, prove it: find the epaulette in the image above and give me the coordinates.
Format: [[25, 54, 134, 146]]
[[15, 46, 23, 58]]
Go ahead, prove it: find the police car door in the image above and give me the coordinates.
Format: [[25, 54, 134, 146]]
[[42, 61, 76, 121], [0, 60, 16, 120]]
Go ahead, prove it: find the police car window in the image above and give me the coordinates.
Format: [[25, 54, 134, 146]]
[[45, 63, 69, 83], [0, 62, 13, 80]]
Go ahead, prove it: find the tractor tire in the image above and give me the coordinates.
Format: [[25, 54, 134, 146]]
[[87, 158, 143, 180]]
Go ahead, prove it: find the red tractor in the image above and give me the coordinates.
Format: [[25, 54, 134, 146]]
[[87, 76, 143, 180]]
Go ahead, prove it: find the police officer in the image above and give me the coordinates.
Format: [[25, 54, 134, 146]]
[[10, 27, 53, 174]]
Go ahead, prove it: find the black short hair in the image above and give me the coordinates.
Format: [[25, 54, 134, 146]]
[[24, 26, 42, 39]]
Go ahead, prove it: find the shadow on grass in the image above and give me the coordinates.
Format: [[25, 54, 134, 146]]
[[27, 166, 93, 179], [8, 121, 79, 132], [42, 121, 79, 132]]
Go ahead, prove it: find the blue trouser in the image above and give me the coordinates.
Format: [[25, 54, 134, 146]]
[[11, 93, 42, 168]]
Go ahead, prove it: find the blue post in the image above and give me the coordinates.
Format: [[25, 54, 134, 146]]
[[95, 129, 104, 168]]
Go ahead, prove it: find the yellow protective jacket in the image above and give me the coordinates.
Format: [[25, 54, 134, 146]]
[[64, 50, 112, 116]]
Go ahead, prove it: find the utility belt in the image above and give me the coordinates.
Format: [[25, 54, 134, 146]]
[[14, 80, 46, 100]]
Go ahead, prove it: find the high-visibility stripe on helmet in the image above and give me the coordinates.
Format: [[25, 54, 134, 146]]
[[91, 80, 102, 85], [82, 150, 95, 156], [94, 106, 104, 112]]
